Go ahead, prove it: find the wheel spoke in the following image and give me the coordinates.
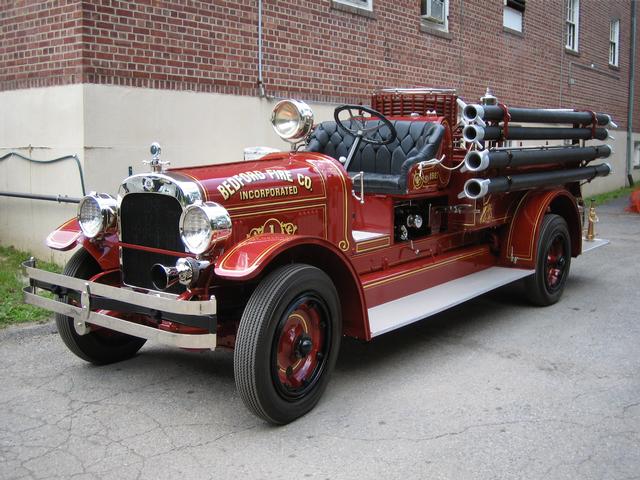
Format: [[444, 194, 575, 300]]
[[545, 234, 566, 289], [272, 296, 328, 398]]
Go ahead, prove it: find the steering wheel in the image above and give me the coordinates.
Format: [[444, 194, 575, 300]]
[[334, 105, 397, 146]]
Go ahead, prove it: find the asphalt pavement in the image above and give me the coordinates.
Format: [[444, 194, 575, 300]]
[[1, 195, 639, 480]]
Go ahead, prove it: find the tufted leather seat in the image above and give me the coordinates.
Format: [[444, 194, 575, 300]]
[[307, 120, 445, 194]]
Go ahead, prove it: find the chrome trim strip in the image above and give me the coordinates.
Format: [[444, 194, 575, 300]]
[[24, 289, 216, 350], [23, 264, 216, 316]]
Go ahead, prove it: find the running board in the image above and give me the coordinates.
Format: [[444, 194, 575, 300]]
[[581, 237, 609, 253], [368, 266, 534, 337]]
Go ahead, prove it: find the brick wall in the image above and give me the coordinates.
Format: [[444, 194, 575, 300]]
[[0, 0, 638, 130], [0, 0, 83, 90]]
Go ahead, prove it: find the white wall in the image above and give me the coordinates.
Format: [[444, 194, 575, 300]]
[[0, 85, 84, 262], [0, 84, 337, 259], [81, 85, 337, 195]]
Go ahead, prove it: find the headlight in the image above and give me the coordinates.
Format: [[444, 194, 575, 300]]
[[179, 202, 232, 255], [271, 99, 314, 143], [77, 193, 117, 238]]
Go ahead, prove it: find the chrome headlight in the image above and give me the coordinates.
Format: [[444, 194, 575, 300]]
[[271, 99, 314, 143], [77, 193, 117, 238], [179, 202, 232, 255]]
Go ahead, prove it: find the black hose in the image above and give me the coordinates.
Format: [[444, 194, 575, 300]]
[[464, 104, 612, 126], [465, 163, 611, 199], [466, 145, 612, 171], [0, 152, 86, 195], [463, 125, 609, 142]]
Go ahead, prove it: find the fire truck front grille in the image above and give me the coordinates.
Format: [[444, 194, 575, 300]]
[[120, 193, 185, 292]]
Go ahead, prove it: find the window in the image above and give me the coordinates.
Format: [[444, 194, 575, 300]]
[[609, 19, 620, 66], [333, 0, 373, 11], [565, 0, 579, 51], [634, 142, 640, 169], [421, 0, 448, 31], [503, 0, 525, 33]]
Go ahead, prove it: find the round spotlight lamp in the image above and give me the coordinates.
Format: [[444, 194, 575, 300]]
[[180, 202, 232, 255], [271, 99, 314, 143], [77, 193, 117, 238]]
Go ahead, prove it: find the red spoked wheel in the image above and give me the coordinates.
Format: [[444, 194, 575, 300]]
[[544, 234, 568, 292], [235, 264, 341, 424], [525, 214, 572, 306], [272, 295, 330, 400]]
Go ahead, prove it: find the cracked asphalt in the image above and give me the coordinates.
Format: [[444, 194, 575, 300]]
[[1, 195, 639, 480]]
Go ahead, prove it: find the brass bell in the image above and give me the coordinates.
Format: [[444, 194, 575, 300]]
[[586, 198, 598, 241]]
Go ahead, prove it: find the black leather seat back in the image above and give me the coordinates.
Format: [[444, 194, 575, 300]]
[[307, 120, 445, 183]]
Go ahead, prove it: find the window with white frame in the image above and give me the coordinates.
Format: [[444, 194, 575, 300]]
[[503, 0, 525, 33], [421, 0, 448, 31], [634, 142, 640, 168], [333, 0, 373, 11], [609, 19, 620, 66], [565, 0, 579, 51]]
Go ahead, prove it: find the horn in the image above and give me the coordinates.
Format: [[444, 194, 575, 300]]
[[151, 264, 179, 290]]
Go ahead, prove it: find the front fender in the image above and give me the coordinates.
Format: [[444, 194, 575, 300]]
[[46, 218, 82, 251], [215, 234, 341, 280], [46, 217, 119, 270], [215, 234, 369, 339]]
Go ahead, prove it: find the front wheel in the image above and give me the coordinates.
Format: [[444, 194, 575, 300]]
[[234, 264, 342, 424], [525, 214, 572, 306], [55, 248, 146, 365]]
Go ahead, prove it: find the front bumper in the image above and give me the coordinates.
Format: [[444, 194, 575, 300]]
[[22, 259, 217, 350]]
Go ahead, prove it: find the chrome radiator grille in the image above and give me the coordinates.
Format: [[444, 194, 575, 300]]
[[120, 193, 185, 292]]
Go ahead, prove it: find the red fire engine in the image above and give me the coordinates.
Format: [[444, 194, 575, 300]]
[[23, 88, 612, 424]]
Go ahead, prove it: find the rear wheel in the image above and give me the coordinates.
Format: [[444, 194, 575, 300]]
[[525, 214, 572, 306], [234, 264, 341, 424], [55, 248, 146, 365]]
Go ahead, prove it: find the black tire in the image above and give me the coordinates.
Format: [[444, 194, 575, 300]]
[[234, 264, 342, 424], [525, 214, 572, 306], [55, 248, 146, 365]]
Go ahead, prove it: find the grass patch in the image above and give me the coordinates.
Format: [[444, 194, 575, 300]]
[[588, 184, 640, 206], [0, 246, 62, 328]]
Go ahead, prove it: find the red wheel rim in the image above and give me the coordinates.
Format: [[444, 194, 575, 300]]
[[272, 294, 329, 400], [545, 234, 567, 291]]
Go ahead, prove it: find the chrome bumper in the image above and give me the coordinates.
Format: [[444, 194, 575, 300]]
[[22, 260, 217, 350]]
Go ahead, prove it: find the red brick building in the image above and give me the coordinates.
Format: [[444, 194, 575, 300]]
[[0, 0, 638, 255]]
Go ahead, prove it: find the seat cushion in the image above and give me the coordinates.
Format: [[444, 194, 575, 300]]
[[307, 119, 445, 194]]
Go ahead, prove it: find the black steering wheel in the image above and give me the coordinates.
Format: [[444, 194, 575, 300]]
[[334, 105, 397, 146]]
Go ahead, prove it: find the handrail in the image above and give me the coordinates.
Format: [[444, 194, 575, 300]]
[[0, 151, 86, 195]]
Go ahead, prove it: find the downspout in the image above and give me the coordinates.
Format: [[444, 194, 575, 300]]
[[257, 0, 266, 98], [626, 0, 637, 186]]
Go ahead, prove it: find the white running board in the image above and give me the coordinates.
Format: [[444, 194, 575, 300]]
[[581, 237, 609, 253], [368, 266, 534, 337]]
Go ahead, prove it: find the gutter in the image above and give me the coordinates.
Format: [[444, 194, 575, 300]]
[[627, 0, 637, 186], [257, 0, 266, 97]]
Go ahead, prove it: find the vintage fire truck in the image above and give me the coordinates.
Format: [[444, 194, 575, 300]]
[[23, 88, 612, 424]]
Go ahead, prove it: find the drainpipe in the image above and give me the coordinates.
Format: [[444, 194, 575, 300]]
[[257, 0, 266, 97], [626, 0, 637, 187]]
